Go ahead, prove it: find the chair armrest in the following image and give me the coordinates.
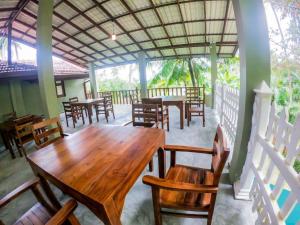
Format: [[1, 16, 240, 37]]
[[45, 199, 78, 225], [0, 178, 40, 208], [164, 145, 213, 154], [143, 175, 218, 193], [122, 121, 133, 126]]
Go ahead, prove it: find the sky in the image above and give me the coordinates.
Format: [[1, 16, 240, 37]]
[[0, 2, 290, 81]]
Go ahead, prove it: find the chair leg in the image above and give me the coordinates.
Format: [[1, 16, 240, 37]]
[[105, 111, 109, 123], [187, 113, 190, 127], [112, 107, 115, 119], [65, 116, 69, 127], [96, 111, 99, 122], [151, 187, 162, 225], [82, 111, 85, 125], [167, 118, 169, 131], [148, 159, 153, 172]]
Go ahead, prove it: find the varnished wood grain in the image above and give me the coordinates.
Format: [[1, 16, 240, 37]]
[[28, 126, 165, 225], [143, 125, 229, 225]]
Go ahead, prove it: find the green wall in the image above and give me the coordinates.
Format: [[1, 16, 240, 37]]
[[57, 79, 86, 112], [0, 82, 14, 122], [0, 78, 86, 148]]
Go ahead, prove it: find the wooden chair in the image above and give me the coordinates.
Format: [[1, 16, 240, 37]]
[[62, 102, 85, 128], [143, 125, 229, 225], [31, 117, 65, 149], [2, 111, 16, 121], [0, 178, 80, 225], [142, 98, 169, 131], [69, 97, 87, 117], [14, 115, 39, 157], [124, 103, 160, 171], [95, 95, 115, 123], [129, 93, 141, 104], [186, 86, 205, 127]]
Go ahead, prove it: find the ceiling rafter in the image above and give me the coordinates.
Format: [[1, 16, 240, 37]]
[[149, 0, 176, 57], [176, 0, 192, 57], [23, 3, 116, 65], [119, 0, 163, 57], [62, 0, 134, 62], [14, 19, 97, 63], [89, 0, 150, 58], [219, 0, 230, 54], [91, 41, 237, 63], [12, 36, 87, 68], [12, 27, 89, 65]]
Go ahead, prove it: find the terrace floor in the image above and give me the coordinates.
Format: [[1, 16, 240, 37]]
[[0, 105, 256, 225]]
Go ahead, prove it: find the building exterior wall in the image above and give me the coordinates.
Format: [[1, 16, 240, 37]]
[[0, 78, 86, 149]]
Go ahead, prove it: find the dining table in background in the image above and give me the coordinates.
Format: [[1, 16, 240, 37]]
[[155, 96, 186, 129], [70, 98, 104, 124], [0, 114, 43, 158], [27, 125, 165, 225]]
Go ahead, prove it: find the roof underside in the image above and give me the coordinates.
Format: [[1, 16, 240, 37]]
[[0, 0, 238, 69]]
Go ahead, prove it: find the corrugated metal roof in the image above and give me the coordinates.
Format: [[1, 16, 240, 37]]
[[0, 0, 238, 68]]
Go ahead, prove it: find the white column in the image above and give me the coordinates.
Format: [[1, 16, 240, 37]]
[[234, 81, 273, 200], [138, 51, 147, 98], [89, 63, 97, 98]]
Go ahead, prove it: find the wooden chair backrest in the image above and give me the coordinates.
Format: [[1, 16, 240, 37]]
[[211, 125, 230, 185], [32, 117, 64, 149], [186, 87, 205, 105], [130, 93, 139, 104], [62, 101, 74, 114], [2, 112, 16, 121], [132, 103, 158, 128], [104, 94, 113, 105], [14, 115, 35, 143], [141, 98, 163, 113], [69, 97, 79, 103]]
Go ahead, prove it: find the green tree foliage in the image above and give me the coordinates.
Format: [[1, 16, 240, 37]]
[[148, 57, 240, 93]]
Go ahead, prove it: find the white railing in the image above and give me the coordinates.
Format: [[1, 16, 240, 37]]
[[214, 82, 239, 160], [235, 81, 300, 225]]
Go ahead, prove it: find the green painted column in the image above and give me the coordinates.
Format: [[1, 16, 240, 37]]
[[230, 0, 271, 182], [36, 0, 59, 119], [138, 51, 147, 98], [210, 43, 217, 109], [89, 63, 97, 98], [9, 80, 26, 116]]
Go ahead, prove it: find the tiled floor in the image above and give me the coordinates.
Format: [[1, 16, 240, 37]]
[[0, 105, 255, 225]]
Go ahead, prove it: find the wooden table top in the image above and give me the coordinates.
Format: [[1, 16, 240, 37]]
[[70, 98, 104, 105], [156, 96, 186, 102], [28, 125, 165, 204]]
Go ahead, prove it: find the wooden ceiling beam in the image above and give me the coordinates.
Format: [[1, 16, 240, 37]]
[[30, 0, 118, 65], [62, 0, 133, 61], [21, 8, 111, 65], [149, 0, 176, 57], [119, 0, 163, 57], [219, 0, 230, 54], [15, 13, 101, 63], [0, 7, 17, 12], [12, 27, 89, 65], [89, 0, 149, 58], [12, 37, 87, 68], [176, 0, 192, 57], [91, 41, 237, 63]]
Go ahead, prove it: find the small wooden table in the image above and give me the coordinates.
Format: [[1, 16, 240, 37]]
[[157, 96, 186, 129], [70, 98, 104, 124], [28, 126, 165, 225]]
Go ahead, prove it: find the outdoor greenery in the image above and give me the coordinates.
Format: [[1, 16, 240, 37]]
[[148, 57, 240, 92]]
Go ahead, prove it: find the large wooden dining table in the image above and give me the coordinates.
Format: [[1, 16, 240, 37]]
[[156, 96, 186, 129], [70, 98, 104, 124], [27, 125, 165, 225]]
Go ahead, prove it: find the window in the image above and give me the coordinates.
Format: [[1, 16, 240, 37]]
[[55, 80, 66, 97]]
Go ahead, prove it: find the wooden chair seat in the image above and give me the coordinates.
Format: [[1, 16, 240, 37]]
[[160, 165, 214, 211], [13, 203, 51, 225]]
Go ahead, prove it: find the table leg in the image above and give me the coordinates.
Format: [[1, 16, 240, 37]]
[[102, 199, 122, 225], [179, 102, 184, 129], [87, 104, 93, 124], [158, 147, 165, 178], [1, 133, 15, 159]]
